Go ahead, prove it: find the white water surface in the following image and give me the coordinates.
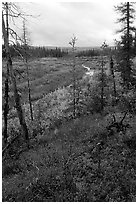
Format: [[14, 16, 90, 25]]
[[82, 64, 94, 76]]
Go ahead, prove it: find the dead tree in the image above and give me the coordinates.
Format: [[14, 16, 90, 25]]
[[3, 2, 10, 144], [110, 56, 117, 102], [100, 41, 108, 112], [2, 3, 29, 147], [101, 59, 104, 111], [22, 19, 33, 121], [69, 35, 77, 118], [106, 111, 130, 134]]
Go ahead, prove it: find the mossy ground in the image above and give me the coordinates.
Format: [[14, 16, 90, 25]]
[[2, 113, 136, 202]]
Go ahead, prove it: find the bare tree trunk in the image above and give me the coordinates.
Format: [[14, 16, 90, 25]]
[[110, 56, 117, 99], [101, 59, 104, 111], [27, 65, 33, 121], [2, 7, 29, 147], [23, 20, 33, 121], [3, 66, 9, 144], [69, 36, 77, 118], [100, 41, 108, 112], [73, 51, 76, 118], [25, 53, 33, 121], [3, 3, 9, 144]]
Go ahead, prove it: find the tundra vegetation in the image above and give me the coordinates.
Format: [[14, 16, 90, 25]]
[[2, 2, 136, 202]]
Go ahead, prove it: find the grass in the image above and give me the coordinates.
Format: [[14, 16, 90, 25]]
[[2, 56, 136, 201], [2, 112, 136, 202], [2, 57, 86, 106]]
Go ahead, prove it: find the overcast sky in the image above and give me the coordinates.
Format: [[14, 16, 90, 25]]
[[13, 1, 125, 47]]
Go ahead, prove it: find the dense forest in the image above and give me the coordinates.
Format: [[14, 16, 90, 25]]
[[2, 2, 136, 202]]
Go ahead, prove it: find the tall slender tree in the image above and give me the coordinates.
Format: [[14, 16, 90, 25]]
[[110, 56, 117, 100], [100, 41, 108, 112], [2, 3, 29, 147], [69, 35, 77, 118], [22, 19, 33, 121], [115, 2, 136, 89], [3, 3, 10, 144]]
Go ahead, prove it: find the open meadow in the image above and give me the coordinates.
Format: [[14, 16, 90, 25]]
[[2, 57, 85, 104], [2, 55, 136, 202]]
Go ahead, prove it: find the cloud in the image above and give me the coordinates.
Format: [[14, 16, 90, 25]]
[[14, 2, 120, 47]]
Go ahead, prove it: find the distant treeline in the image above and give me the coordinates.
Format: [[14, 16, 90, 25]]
[[29, 46, 68, 58], [2, 44, 68, 58], [76, 49, 100, 57], [2, 44, 113, 59]]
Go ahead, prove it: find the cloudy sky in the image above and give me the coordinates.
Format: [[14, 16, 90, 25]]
[[13, 1, 125, 47]]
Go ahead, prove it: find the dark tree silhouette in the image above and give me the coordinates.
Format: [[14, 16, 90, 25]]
[[3, 2, 10, 144], [115, 2, 136, 89]]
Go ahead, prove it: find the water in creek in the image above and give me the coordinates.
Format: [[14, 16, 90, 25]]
[[82, 64, 94, 76]]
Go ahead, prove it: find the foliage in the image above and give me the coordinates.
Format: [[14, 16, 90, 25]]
[[115, 2, 136, 88], [2, 113, 136, 202], [2, 48, 136, 203], [2, 2, 136, 202]]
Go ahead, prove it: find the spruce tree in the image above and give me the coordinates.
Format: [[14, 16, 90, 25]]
[[115, 2, 136, 89]]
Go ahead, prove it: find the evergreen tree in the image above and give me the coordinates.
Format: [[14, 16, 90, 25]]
[[115, 2, 136, 89]]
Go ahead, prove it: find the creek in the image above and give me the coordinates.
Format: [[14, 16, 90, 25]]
[[82, 64, 94, 76]]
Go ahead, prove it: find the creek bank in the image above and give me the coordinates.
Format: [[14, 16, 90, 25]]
[[5, 63, 97, 136]]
